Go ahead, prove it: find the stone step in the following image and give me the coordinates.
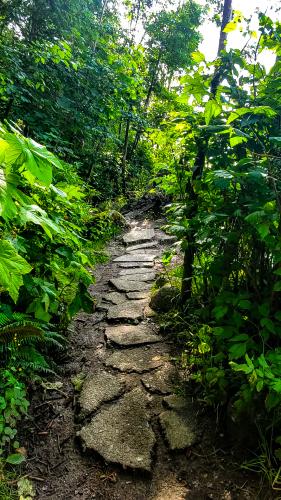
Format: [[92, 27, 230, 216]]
[[126, 241, 158, 252], [114, 253, 156, 263], [105, 324, 162, 347], [101, 291, 127, 305], [104, 346, 166, 373], [118, 272, 155, 282], [127, 291, 150, 300], [78, 388, 155, 471], [141, 363, 177, 395], [118, 262, 154, 268], [123, 228, 155, 245], [119, 267, 156, 276], [107, 299, 147, 322], [79, 372, 123, 415], [110, 278, 151, 293]]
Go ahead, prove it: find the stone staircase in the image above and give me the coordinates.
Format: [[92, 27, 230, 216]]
[[77, 220, 197, 472]]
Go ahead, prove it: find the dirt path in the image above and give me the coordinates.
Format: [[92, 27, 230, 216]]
[[24, 213, 267, 499]]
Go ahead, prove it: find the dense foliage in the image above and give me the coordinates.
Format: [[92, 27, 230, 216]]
[[152, 6, 281, 479], [2, 0, 281, 489], [0, 0, 203, 474]]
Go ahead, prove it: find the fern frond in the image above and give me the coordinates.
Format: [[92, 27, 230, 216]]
[[0, 322, 43, 344]]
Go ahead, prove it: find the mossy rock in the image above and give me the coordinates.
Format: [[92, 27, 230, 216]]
[[110, 210, 129, 228], [150, 285, 179, 313]]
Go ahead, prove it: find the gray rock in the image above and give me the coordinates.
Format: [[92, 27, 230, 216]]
[[114, 253, 156, 263], [79, 388, 155, 471], [105, 346, 166, 373], [123, 228, 155, 245], [110, 278, 151, 293], [158, 233, 176, 244], [121, 272, 155, 282], [107, 300, 147, 322], [159, 411, 197, 450], [127, 291, 150, 300], [150, 286, 179, 312], [118, 262, 154, 268], [79, 372, 123, 414], [141, 364, 176, 394], [119, 267, 155, 276], [127, 242, 158, 251], [105, 324, 162, 347], [102, 292, 127, 305]]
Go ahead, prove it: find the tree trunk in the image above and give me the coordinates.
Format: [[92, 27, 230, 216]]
[[210, 0, 232, 96], [181, 136, 206, 303], [181, 0, 232, 304], [129, 50, 162, 156], [121, 116, 130, 195]]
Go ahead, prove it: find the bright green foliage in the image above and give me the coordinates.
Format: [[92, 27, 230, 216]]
[[0, 0, 202, 198], [0, 369, 29, 457], [151, 8, 281, 468]]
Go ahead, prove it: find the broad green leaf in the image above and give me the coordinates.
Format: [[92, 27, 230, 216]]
[[223, 21, 238, 33], [212, 305, 228, 320], [6, 453, 26, 465], [192, 51, 205, 63], [258, 223, 270, 239], [230, 135, 247, 147], [238, 300, 251, 309], [227, 106, 276, 124], [204, 99, 222, 126], [261, 318, 275, 333], [229, 342, 247, 359], [256, 380, 264, 392], [23, 149, 52, 186], [0, 240, 32, 302], [272, 379, 281, 393], [19, 205, 62, 238], [273, 282, 281, 292], [230, 361, 252, 374]]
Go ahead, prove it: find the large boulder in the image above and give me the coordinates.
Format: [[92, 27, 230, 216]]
[[150, 285, 179, 313]]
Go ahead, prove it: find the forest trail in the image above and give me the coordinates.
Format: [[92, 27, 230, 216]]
[[25, 211, 259, 500]]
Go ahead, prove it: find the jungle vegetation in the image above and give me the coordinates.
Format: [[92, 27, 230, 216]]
[[1, 0, 281, 488]]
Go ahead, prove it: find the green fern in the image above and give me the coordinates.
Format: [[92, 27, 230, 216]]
[[0, 311, 65, 374], [0, 312, 43, 344]]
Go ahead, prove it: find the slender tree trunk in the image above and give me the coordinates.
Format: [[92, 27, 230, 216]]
[[121, 116, 130, 195], [181, 0, 232, 304], [130, 50, 162, 156], [210, 0, 232, 96]]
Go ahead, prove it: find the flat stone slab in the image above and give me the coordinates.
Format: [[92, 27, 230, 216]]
[[114, 254, 156, 263], [102, 292, 127, 305], [123, 228, 155, 245], [119, 267, 155, 276], [79, 389, 155, 471], [123, 272, 155, 282], [127, 291, 150, 300], [158, 234, 177, 243], [79, 372, 123, 414], [105, 346, 166, 373], [118, 262, 154, 268], [141, 363, 176, 394], [127, 242, 158, 252], [159, 410, 197, 450], [110, 278, 151, 293], [105, 324, 162, 346], [107, 300, 147, 322]]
